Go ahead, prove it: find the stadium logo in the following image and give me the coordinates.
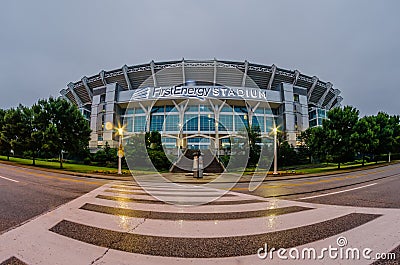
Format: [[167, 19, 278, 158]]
[[131, 86, 270, 101]]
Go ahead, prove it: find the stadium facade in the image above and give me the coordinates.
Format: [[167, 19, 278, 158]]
[[60, 59, 342, 153]]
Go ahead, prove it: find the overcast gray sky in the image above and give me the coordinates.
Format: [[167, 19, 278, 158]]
[[0, 0, 399, 116]]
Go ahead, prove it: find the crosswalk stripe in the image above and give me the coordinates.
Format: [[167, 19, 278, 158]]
[[79, 203, 312, 221], [103, 188, 236, 197], [49, 213, 380, 258], [95, 194, 264, 205]]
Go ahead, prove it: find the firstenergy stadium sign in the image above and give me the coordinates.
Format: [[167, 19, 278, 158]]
[[131, 86, 271, 101]]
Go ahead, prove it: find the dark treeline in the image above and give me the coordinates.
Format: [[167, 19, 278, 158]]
[[301, 106, 400, 168], [0, 98, 91, 168]]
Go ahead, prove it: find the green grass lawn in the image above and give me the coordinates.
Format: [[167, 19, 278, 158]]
[[0, 156, 169, 175], [0, 156, 128, 174], [292, 161, 388, 174], [242, 160, 393, 175]]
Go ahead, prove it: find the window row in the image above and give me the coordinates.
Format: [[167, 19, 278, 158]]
[[123, 114, 276, 133]]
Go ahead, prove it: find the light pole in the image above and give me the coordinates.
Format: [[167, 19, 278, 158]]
[[178, 123, 183, 157], [273, 126, 278, 175], [117, 127, 124, 175]]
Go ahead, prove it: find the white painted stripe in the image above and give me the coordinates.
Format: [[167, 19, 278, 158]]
[[92, 197, 289, 213], [106, 188, 228, 197], [297, 183, 377, 200], [0, 175, 19, 183], [99, 192, 244, 202], [72, 207, 351, 238]]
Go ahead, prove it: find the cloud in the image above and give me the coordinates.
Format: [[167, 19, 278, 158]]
[[0, 0, 399, 115]]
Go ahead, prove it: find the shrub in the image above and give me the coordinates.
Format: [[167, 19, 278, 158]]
[[83, 157, 91, 165]]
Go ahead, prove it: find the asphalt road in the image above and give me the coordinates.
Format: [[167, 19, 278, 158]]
[[0, 163, 108, 234], [229, 163, 400, 208]]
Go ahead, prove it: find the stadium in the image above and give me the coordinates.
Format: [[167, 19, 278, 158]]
[[60, 59, 342, 155]]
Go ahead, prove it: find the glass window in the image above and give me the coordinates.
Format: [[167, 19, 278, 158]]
[[221, 106, 233, 113], [234, 106, 248, 114], [165, 105, 178, 112], [134, 116, 146, 132], [135, 107, 145, 114], [199, 105, 213, 112], [183, 114, 198, 131], [309, 110, 317, 120], [235, 115, 249, 131], [252, 116, 265, 132], [164, 115, 179, 131], [254, 108, 264, 114], [265, 108, 273, 115], [188, 137, 210, 143], [310, 119, 317, 127], [219, 115, 233, 131], [162, 137, 177, 148], [265, 117, 274, 132], [318, 109, 326, 118], [125, 109, 134, 115], [199, 115, 215, 131], [150, 115, 164, 132], [186, 105, 198, 112], [151, 106, 164, 114], [162, 137, 177, 143], [124, 117, 133, 132], [294, 94, 300, 102]]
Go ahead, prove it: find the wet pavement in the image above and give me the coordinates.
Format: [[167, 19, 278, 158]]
[[0, 163, 108, 233], [0, 163, 400, 264]]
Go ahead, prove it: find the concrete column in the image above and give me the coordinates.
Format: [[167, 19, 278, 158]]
[[102, 84, 117, 148], [298, 94, 309, 131], [89, 94, 101, 150], [281, 84, 296, 146]]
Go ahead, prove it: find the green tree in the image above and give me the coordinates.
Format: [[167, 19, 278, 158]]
[[40, 98, 91, 168], [2, 107, 25, 157], [391, 115, 400, 153], [368, 112, 399, 162], [246, 125, 261, 167], [351, 116, 378, 166], [278, 141, 297, 167], [93, 141, 117, 167], [146, 131, 162, 150], [323, 106, 359, 169], [301, 126, 327, 163], [388, 115, 400, 158], [0, 109, 12, 159]]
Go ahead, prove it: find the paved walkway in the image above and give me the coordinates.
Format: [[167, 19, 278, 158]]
[[0, 181, 399, 264]]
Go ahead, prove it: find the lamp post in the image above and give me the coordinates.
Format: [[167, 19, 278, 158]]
[[117, 127, 124, 175], [273, 127, 278, 175], [178, 123, 183, 157]]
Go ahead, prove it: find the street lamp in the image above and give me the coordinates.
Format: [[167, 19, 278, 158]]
[[117, 127, 124, 175], [272, 126, 278, 175], [105, 121, 125, 175]]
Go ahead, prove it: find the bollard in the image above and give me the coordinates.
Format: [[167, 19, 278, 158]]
[[198, 152, 204, 179], [193, 152, 199, 178]]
